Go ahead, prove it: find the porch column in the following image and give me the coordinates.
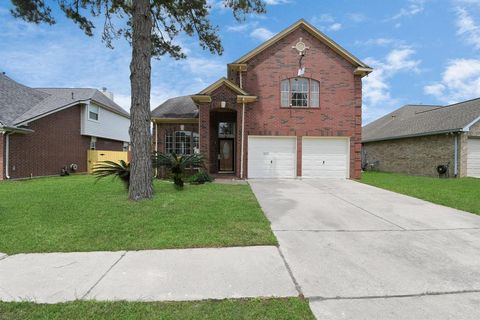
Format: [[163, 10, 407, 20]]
[[198, 104, 210, 172]]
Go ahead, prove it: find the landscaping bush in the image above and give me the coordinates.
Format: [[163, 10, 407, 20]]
[[188, 170, 214, 185], [153, 152, 205, 189]]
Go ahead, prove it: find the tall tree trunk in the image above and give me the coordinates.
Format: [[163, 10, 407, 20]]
[[128, 0, 153, 200]]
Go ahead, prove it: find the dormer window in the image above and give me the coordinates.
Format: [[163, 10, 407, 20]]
[[88, 104, 99, 121], [281, 78, 320, 108]]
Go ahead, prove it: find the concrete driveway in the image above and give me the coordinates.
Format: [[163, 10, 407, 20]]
[[249, 179, 480, 320]]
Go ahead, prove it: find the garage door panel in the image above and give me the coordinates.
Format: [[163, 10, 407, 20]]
[[467, 139, 480, 178], [302, 138, 349, 179], [248, 137, 296, 178]]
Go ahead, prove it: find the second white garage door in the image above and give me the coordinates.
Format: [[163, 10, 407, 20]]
[[248, 136, 296, 178], [302, 137, 349, 179], [467, 138, 480, 178]]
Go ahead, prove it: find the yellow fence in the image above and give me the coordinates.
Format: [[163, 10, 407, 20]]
[[87, 150, 129, 174]]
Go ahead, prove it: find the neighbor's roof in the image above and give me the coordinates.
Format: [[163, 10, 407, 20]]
[[233, 19, 371, 71], [0, 73, 49, 126], [363, 99, 480, 142], [0, 73, 129, 128], [151, 96, 198, 119]]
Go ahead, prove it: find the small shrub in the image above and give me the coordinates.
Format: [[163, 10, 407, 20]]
[[153, 152, 205, 190], [188, 170, 214, 185]]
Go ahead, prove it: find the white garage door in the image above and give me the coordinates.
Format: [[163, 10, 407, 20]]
[[467, 138, 480, 178], [248, 136, 296, 178], [302, 137, 349, 179]]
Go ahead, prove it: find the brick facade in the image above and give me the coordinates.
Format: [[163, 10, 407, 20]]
[[4, 105, 124, 179], [236, 27, 362, 178], [363, 134, 458, 177], [155, 25, 364, 179], [363, 121, 480, 178]]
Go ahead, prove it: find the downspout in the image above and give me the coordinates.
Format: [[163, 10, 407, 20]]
[[5, 132, 11, 179], [240, 99, 245, 179], [454, 133, 459, 178], [154, 122, 158, 177], [239, 71, 243, 89]]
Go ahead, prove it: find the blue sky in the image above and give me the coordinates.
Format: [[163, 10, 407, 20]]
[[1, 0, 480, 124]]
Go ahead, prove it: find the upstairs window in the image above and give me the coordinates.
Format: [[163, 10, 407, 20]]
[[165, 131, 199, 155], [280, 78, 320, 108], [88, 104, 99, 121]]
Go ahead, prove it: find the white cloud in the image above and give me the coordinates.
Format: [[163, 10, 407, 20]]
[[424, 59, 480, 103], [264, 0, 291, 4], [329, 23, 342, 31], [363, 48, 421, 123], [311, 14, 343, 32], [347, 12, 366, 23], [455, 7, 480, 49], [389, 0, 428, 20], [250, 27, 274, 41]]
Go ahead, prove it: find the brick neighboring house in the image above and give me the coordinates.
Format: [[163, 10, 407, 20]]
[[0, 73, 130, 180], [151, 19, 372, 179], [362, 99, 480, 178]]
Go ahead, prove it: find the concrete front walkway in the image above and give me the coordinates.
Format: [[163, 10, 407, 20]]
[[0, 246, 297, 303], [249, 179, 480, 320]]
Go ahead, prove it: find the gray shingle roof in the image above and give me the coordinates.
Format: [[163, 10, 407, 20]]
[[0, 73, 49, 126], [363, 99, 480, 142], [0, 73, 129, 128], [151, 96, 198, 119]]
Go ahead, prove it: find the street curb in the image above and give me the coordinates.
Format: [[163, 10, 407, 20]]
[[0, 253, 8, 261]]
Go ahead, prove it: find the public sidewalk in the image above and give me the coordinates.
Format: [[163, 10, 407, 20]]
[[0, 246, 298, 303]]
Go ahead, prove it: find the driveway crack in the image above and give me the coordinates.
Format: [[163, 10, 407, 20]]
[[276, 246, 304, 297], [81, 251, 126, 299], [308, 289, 480, 301], [327, 192, 406, 230]]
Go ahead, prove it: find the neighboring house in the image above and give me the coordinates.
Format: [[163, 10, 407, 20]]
[[0, 73, 130, 180], [151, 19, 372, 179], [362, 99, 480, 178]]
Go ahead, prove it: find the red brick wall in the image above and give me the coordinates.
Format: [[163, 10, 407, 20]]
[[6, 105, 124, 179], [198, 85, 244, 177], [238, 27, 362, 179]]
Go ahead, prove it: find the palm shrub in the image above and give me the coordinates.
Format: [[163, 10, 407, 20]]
[[153, 152, 205, 189], [92, 160, 130, 189]]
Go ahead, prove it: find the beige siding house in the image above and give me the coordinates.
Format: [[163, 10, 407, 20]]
[[362, 99, 480, 178]]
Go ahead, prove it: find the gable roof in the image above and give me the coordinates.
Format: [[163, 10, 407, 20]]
[[363, 99, 480, 142], [0, 73, 129, 129], [233, 19, 371, 71], [198, 77, 249, 95], [151, 96, 198, 119]]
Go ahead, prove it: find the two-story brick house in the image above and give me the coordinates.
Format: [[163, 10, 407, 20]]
[[152, 19, 372, 179], [0, 73, 130, 180]]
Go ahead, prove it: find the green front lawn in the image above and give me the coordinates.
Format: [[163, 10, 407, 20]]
[[0, 176, 276, 254], [362, 172, 480, 214], [0, 298, 315, 320]]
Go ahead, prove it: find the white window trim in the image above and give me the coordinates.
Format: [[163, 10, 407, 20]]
[[88, 104, 100, 122], [281, 77, 320, 108]]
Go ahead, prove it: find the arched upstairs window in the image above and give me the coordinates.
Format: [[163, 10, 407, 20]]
[[281, 78, 320, 108]]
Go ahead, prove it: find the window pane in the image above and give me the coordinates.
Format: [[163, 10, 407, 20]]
[[89, 105, 99, 120], [218, 122, 235, 138], [310, 80, 319, 107], [291, 78, 308, 107], [281, 79, 290, 107], [165, 132, 173, 154]]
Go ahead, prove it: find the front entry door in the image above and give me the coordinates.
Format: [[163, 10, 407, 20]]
[[218, 139, 234, 172]]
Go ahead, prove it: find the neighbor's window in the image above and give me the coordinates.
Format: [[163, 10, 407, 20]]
[[280, 78, 320, 108], [165, 131, 199, 155], [88, 104, 99, 121]]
